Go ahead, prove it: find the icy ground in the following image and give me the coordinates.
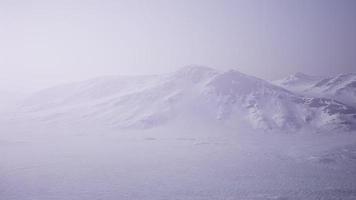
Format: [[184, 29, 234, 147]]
[[1, 122, 356, 200]]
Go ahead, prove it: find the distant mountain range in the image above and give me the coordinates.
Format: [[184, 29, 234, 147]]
[[7, 66, 356, 132], [275, 72, 356, 108]]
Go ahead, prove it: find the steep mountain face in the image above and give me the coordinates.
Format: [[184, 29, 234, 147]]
[[14, 67, 356, 132], [276, 73, 356, 108]]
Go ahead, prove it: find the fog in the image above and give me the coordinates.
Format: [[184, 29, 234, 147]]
[[0, 0, 356, 92], [1, 1, 356, 197]]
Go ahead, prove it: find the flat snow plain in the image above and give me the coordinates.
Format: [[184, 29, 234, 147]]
[[1, 121, 356, 200]]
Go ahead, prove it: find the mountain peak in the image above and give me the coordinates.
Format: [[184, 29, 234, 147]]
[[293, 72, 311, 79], [288, 72, 321, 81], [276, 72, 356, 108], [176, 65, 216, 74], [172, 66, 218, 83], [274, 72, 324, 90], [13, 68, 356, 131]]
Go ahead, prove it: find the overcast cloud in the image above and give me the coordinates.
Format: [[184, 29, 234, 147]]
[[0, 0, 355, 92]]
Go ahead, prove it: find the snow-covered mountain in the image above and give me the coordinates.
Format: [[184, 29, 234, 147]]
[[274, 72, 324, 92], [276, 73, 356, 108], [11, 66, 355, 132]]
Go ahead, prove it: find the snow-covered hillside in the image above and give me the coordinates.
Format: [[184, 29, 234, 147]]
[[274, 72, 324, 92], [12, 66, 356, 132], [2, 67, 356, 200], [276, 73, 356, 108]]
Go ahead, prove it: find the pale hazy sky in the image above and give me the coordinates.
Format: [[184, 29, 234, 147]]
[[0, 0, 355, 92]]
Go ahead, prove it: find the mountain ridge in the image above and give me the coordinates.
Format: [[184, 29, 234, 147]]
[[8, 66, 355, 132], [276, 72, 356, 108]]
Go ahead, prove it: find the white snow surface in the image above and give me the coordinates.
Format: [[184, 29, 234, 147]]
[[1, 66, 356, 200], [275, 73, 356, 108], [9, 66, 356, 132]]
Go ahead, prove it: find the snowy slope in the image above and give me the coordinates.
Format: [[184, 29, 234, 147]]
[[13, 66, 356, 132], [276, 73, 356, 108], [2, 67, 356, 200], [308, 73, 356, 107], [274, 72, 324, 92]]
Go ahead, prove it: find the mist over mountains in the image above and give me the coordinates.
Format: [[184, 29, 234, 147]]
[[2, 66, 356, 200], [4, 66, 355, 132]]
